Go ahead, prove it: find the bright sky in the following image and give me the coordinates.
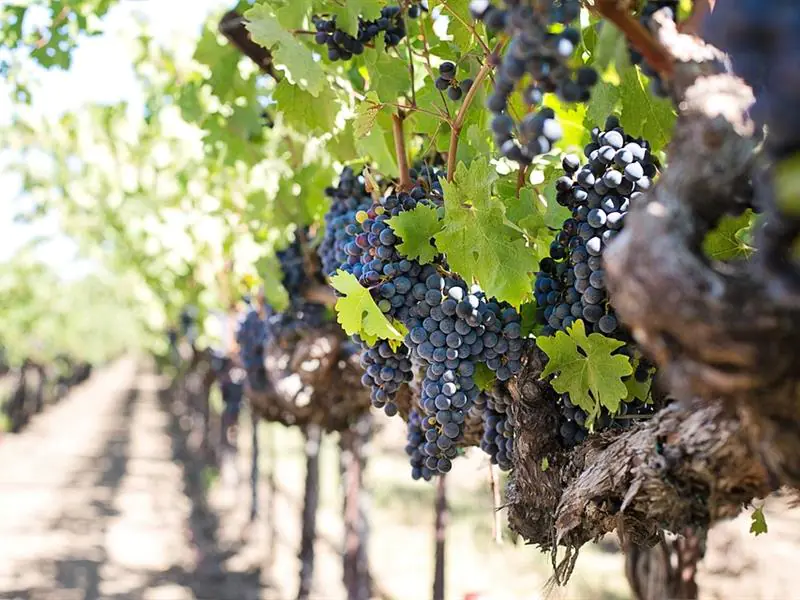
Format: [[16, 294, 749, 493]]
[[0, 0, 229, 272]]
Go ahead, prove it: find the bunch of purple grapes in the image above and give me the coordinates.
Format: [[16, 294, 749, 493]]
[[321, 164, 526, 477], [311, 3, 426, 62], [471, 0, 597, 165], [476, 390, 514, 471], [358, 338, 414, 416], [534, 116, 657, 336], [236, 309, 268, 391], [318, 167, 373, 277], [534, 116, 660, 446]]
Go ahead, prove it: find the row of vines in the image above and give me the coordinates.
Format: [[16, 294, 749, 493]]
[[3, 0, 799, 598]]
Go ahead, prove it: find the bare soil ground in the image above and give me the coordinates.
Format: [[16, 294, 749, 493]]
[[0, 359, 797, 600]]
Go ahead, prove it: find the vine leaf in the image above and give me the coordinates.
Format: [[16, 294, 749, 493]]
[[435, 158, 535, 307], [750, 506, 768, 536], [429, 0, 478, 48], [245, 4, 326, 96], [273, 79, 339, 134], [354, 92, 383, 138], [473, 363, 496, 392], [257, 254, 290, 313], [330, 271, 405, 345], [537, 320, 633, 416], [625, 370, 652, 404], [586, 80, 620, 130], [364, 50, 411, 103], [619, 65, 675, 153], [387, 204, 442, 264], [323, 0, 383, 36], [703, 210, 755, 260]]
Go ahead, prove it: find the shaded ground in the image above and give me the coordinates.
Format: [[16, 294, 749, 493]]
[[0, 360, 260, 600], [1, 359, 797, 600]]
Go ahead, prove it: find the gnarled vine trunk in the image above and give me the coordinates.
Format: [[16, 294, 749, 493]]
[[505, 9, 797, 585]]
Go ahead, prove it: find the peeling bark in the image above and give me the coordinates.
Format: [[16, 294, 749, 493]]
[[506, 11, 799, 580]]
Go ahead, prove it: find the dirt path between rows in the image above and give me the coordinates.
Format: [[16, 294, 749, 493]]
[[0, 360, 265, 600]]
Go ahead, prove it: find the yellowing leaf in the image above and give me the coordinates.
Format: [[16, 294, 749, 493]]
[[329, 271, 404, 345], [750, 506, 768, 536], [387, 204, 442, 264], [537, 320, 633, 415], [354, 92, 383, 138]]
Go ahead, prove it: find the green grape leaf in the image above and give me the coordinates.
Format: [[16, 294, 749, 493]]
[[356, 108, 398, 175], [750, 506, 768, 536], [591, 20, 627, 72], [505, 187, 549, 243], [540, 457, 550, 472], [387, 204, 442, 264], [703, 210, 755, 260], [537, 320, 633, 415], [245, 4, 326, 96], [625, 372, 652, 404], [473, 362, 497, 392], [354, 92, 384, 138], [409, 83, 450, 138], [430, 0, 479, 48], [519, 302, 538, 337], [330, 271, 405, 345], [619, 65, 675, 152], [586, 80, 620, 131], [325, 0, 384, 35], [273, 79, 339, 134], [364, 50, 411, 102], [275, 1, 309, 30], [327, 123, 360, 162], [257, 254, 290, 313], [435, 158, 535, 307]]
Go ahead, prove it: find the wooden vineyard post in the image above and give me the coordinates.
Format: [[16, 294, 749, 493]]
[[340, 414, 373, 600], [297, 424, 322, 600], [433, 474, 448, 600]]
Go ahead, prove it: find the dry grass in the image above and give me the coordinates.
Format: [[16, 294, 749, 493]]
[[245, 411, 632, 600]]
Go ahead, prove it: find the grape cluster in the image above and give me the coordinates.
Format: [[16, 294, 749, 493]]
[[405, 409, 434, 481], [471, 0, 597, 164], [353, 178, 444, 322], [401, 273, 524, 474], [236, 309, 268, 391], [358, 338, 414, 416], [476, 390, 515, 470], [312, 3, 425, 61], [319, 164, 526, 478], [535, 116, 657, 336], [534, 117, 660, 446], [318, 167, 373, 277], [628, 0, 678, 97], [435, 61, 475, 102], [267, 237, 329, 339]]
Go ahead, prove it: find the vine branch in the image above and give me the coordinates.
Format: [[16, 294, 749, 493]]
[[446, 42, 502, 181], [392, 112, 413, 191], [590, 0, 674, 79]]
